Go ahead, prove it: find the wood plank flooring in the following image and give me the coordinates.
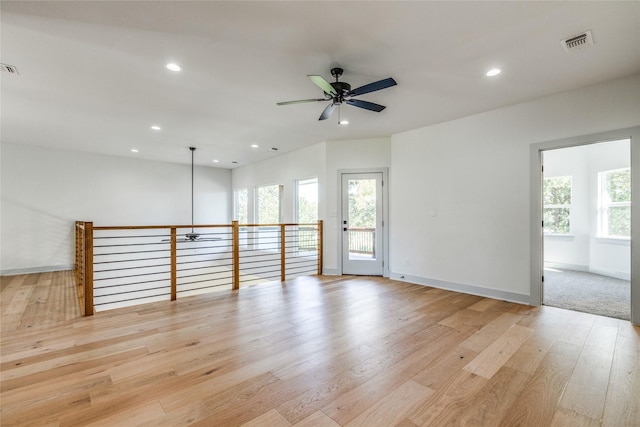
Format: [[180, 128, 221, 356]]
[[1, 272, 639, 426]]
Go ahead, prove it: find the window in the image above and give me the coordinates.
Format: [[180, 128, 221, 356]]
[[256, 185, 282, 224], [599, 168, 630, 238], [234, 188, 248, 223], [296, 178, 318, 223], [543, 176, 572, 234]]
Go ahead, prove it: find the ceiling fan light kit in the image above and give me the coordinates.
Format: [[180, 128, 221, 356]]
[[277, 67, 397, 121]]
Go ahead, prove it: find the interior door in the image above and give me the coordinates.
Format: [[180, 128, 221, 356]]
[[341, 173, 383, 275]]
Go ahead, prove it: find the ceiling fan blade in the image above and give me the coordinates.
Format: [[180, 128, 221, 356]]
[[319, 103, 336, 120], [277, 98, 329, 106], [349, 77, 397, 97], [308, 75, 337, 95], [346, 99, 386, 112]]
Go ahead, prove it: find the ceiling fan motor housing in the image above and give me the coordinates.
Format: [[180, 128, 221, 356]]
[[330, 81, 352, 103]]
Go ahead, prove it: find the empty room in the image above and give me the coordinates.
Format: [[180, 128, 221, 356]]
[[1, 2, 639, 426]]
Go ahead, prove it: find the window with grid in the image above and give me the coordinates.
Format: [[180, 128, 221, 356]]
[[234, 188, 248, 223], [543, 176, 572, 235], [599, 168, 630, 238]]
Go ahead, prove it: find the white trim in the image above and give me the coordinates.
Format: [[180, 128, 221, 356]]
[[390, 272, 530, 306], [337, 167, 390, 278], [544, 262, 589, 272], [595, 236, 630, 246], [1, 265, 74, 276]]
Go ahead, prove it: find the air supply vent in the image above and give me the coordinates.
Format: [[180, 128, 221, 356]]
[[1, 63, 19, 74], [561, 30, 594, 52]]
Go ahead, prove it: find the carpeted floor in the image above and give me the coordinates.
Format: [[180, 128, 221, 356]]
[[543, 268, 630, 320]]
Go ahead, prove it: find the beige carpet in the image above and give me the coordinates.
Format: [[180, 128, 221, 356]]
[[543, 268, 630, 320]]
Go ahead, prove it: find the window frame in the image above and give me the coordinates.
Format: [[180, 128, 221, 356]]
[[255, 184, 283, 224], [543, 175, 573, 236], [294, 177, 318, 224], [233, 188, 248, 224], [598, 167, 631, 239]]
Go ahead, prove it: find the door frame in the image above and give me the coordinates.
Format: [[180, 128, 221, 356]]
[[529, 126, 639, 325], [337, 168, 389, 277]]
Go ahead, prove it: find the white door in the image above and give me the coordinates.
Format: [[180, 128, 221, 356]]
[[341, 173, 384, 275]]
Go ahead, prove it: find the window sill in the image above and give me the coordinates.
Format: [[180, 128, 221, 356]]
[[544, 234, 574, 240], [595, 236, 630, 246]]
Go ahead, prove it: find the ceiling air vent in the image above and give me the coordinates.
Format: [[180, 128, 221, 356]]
[[0, 63, 19, 74], [561, 30, 594, 53]]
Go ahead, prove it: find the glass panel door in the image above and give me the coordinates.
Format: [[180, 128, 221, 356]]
[[341, 173, 383, 275]]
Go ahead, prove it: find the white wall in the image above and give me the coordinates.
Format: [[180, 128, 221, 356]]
[[231, 136, 391, 274], [232, 142, 326, 224], [324, 137, 391, 274], [390, 74, 640, 303], [0, 143, 231, 274], [588, 140, 631, 279], [544, 139, 630, 279], [543, 145, 591, 270]]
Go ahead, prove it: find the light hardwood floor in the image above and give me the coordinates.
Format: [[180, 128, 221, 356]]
[[1, 272, 638, 426]]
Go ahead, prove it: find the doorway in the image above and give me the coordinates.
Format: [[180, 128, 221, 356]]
[[531, 127, 639, 325], [542, 140, 631, 319], [341, 172, 384, 275]]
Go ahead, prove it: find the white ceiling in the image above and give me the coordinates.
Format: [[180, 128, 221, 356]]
[[2, 1, 639, 168]]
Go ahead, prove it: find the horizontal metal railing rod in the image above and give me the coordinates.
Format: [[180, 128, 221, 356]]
[[94, 234, 169, 239], [94, 277, 170, 289], [94, 293, 171, 306], [94, 271, 171, 281], [94, 263, 171, 273], [94, 242, 173, 248], [96, 285, 170, 297], [177, 271, 231, 280], [177, 258, 233, 266], [178, 277, 233, 286], [94, 256, 172, 265], [94, 248, 171, 256]]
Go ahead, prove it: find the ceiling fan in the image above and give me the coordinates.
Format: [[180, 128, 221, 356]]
[[164, 147, 220, 243], [277, 67, 397, 121]]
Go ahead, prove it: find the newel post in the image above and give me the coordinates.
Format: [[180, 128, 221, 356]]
[[170, 227, 177, 301], [232, 221, 240, 290], [84, 221, 94, 316]]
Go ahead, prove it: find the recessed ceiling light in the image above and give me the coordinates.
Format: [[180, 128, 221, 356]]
[[250, 144, 259, 148], [150, 125, 161, 130], [213, 159, 219, 163], [166, 63, 181, 72], [486, 68, 501, 77], [131, 148, 139, 153], [339, 120, 349, 125]]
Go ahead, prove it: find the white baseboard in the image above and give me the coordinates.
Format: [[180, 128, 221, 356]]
[[589, 267, 630, 281], [544, 262, 589, 272], [321, 268, 340, 276], [544, 262, 630, 281], [389, 272, 531, 305], [0, 265, 74, 276]]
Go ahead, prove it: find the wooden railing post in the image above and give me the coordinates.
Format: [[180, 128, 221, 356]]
[[280, 224, 286, 282], [170, 227, 177, 301], [318, 220, 323, 275], [84, 222, 94, 316], [232, 221, 240, 290]]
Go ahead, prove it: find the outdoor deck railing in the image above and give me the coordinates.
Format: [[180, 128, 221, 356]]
[[348, 227, 375, 257], [74, 220, 323, 316]]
